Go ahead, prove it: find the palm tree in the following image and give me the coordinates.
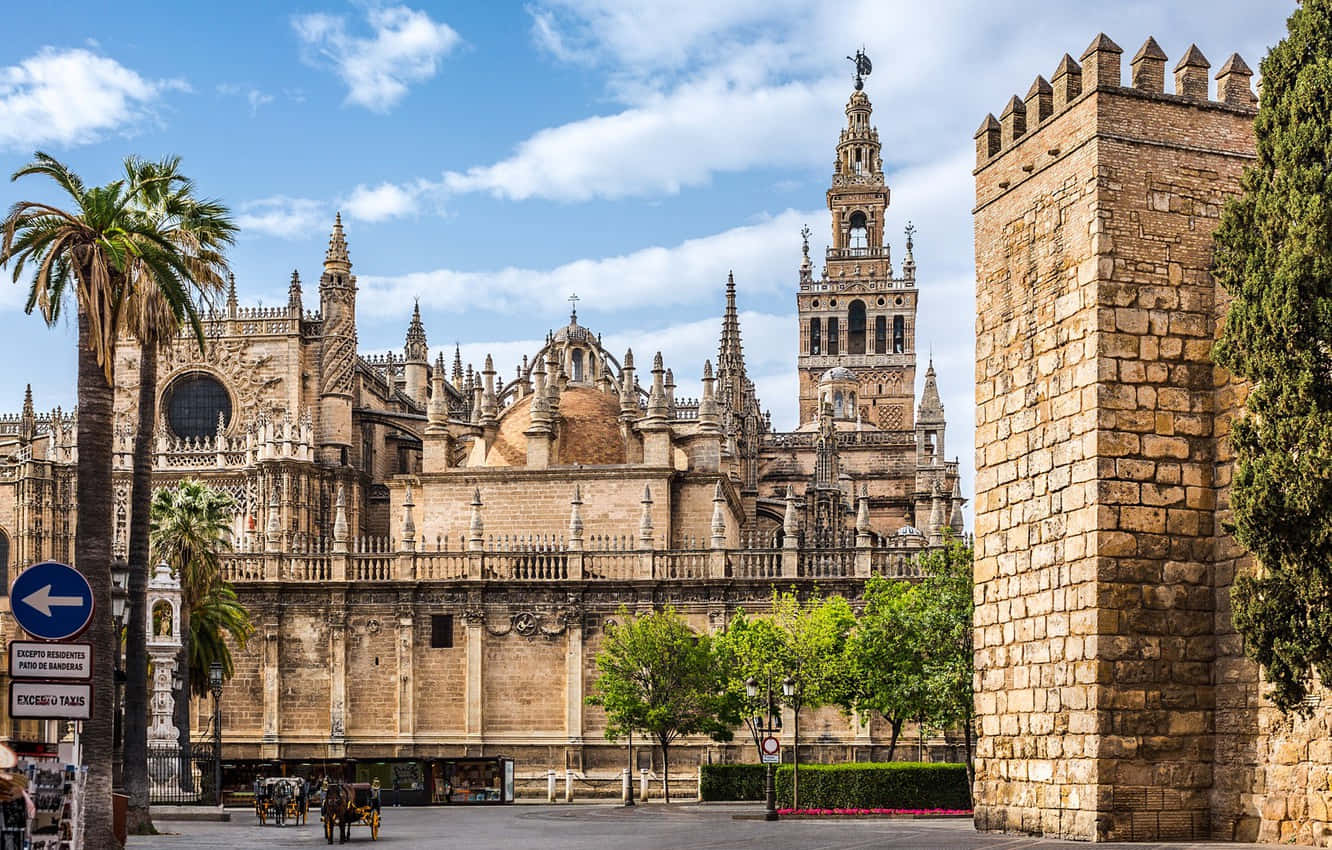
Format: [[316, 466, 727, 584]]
[[150, 478, 251, 774], [120, 157, 234, 833], [1, 152, 214, 849]]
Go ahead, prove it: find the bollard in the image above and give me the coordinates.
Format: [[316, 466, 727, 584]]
[[640, 768, 649, 802], [622, 768, 630, 804], [564, 769, 573, 803], [547, 770, 556, 803]]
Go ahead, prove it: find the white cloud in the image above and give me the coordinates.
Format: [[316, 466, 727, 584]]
[[443, 77, 837, 201], [342, 180, 433, 222], [0, 47, 187, 150], [293, 5, 461, 112], [235, 196, 328, 240], [357, 208, 818, 318]]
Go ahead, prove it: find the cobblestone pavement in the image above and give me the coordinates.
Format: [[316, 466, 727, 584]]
[[131, 805, 1303, 849]]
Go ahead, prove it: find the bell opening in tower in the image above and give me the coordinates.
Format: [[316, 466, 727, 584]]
[[849, 211, 868, 250], [848, 300, 867, 355], [893, 315, 905, 354], [810, 318, 821, 355]]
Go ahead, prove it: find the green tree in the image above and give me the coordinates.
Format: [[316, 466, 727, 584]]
[[1, 153, 217, 848], [913, 537, 975, 786], [150, 478, 252, 764], [712, 610, 788, 752], [121, 155, 235, 833], [1212, 1, 1332, 713], [587, 607, 740, 802], [769, 592, 855, 810], [842, 576, 929, 761]]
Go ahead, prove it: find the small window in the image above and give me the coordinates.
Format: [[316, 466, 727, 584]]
[[431, 614, 454, 648], [827, 317, 839, 356], [810, 318, 821, 355], [572, 349, 584, 382], [893, 316, 905, 354], [875, 316, 887, 354]]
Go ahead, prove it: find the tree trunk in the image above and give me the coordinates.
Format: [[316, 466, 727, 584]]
[[887, 717, 901, 762], [124, 339, 156, 833], [75, 306, 117, 849], [660, 740, 669, 804]]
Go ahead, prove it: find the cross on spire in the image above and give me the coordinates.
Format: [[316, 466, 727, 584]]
[[568, 292, 579, 323]]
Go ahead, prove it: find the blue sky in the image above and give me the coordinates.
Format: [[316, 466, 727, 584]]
[[0, 0, 1298, 514]]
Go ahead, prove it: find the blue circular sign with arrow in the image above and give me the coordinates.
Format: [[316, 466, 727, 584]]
[[10, 561, 95, 642]]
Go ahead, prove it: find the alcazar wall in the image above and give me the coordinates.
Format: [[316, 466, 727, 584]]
[[975, 34, 1332, 845]]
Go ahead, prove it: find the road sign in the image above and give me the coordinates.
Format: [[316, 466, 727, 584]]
[[10, 561, 94, 641], [8, 641, 92, 680], [760, 735, 780, 764], [9, 682, 92, 720]]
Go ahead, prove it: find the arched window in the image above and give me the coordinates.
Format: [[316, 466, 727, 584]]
[[875, 316, 887, 354], [0, 530, 8, 593], [163, 372, 231, 440], [848, 212, 868, 250], [834, 390, 844, 418], [848, 300, 867, 355], [827, 317, 839, 356], [892, 315, 905, 353], [571, 349, 584, 382], [809, 318, 821, 355]]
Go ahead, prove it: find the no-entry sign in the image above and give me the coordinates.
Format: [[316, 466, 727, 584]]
[[760, 735, 780, 764]]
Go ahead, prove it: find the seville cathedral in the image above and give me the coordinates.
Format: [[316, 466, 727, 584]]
[[0, 78, 966, 792]]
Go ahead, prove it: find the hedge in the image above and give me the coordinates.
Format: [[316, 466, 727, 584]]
[[775, 763, 970, 810], [701, 762, 971, 809], [699, 764, 767, 801]]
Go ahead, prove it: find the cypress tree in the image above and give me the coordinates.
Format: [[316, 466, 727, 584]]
[[1214, 0, 1332, 713]]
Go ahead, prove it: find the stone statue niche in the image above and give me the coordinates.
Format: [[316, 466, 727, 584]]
[[146, 562, 184, 788]]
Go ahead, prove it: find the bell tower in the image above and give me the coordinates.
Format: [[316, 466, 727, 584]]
[[318, 213, 357, 465], [796, 52, 918, 430]]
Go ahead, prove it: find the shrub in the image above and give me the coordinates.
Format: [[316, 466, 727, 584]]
[[698, 764, 768, 801], [774, 763, 970, 810]]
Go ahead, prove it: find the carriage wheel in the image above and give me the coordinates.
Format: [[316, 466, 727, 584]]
[[370, 810, 379, 841], [323, 815, 334, 844]]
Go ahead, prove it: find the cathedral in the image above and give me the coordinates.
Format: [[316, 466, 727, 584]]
[[0, 76, 963, 792]]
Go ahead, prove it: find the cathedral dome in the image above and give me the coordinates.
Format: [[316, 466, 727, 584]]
[[484, 386, 626, 467], [819, 366, 857, 384]]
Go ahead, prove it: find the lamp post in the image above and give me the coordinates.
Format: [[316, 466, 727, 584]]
[[110, 559, 129, 791], [209, 662, 224, 807], [624, 727, 634, 807], [746, 674, 794, 821]]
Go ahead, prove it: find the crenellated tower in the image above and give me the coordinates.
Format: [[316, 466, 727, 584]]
[[797, 76, 918, 430], [318, 213, 358, 465]]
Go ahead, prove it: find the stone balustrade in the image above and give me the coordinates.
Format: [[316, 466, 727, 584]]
[[216, 536, 930, 585]]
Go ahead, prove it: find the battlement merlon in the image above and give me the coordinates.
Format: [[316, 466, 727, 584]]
[[974, 33, 1257, 173]]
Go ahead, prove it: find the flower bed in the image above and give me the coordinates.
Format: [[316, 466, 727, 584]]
[[776, 807, 972, 818]]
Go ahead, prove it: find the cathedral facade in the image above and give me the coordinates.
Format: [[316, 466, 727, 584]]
[[0, 79, 964, 790]]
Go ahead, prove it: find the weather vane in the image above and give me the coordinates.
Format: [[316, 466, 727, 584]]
[[847, 48, 872, 91]]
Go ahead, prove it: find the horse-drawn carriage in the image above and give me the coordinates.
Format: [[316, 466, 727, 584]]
[[320, 781, 381, 843], [254, 777, 309, 826]]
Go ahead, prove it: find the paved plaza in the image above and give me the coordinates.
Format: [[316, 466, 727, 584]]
[[131, 805, 1304, 849]]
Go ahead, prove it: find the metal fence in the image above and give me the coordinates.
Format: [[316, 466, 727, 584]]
[[147, 743, 218, 805]]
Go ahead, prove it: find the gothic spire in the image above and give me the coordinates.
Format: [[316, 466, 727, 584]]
[[452, 343, 464, 386], [288, 269, 302, 312], [19, 384, 34, 444], [405, 300, 428, 362], [325, 212, 350, 270], [917, 359, 944, 423], [717, 271, 748, 413], [226, 272, 238, 316]]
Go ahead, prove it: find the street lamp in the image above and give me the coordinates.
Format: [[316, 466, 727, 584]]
[[209, 662, 224, 807], [624, 726, 635, 807], [746, 675, 786, 821], [110, 560, 129, 791]]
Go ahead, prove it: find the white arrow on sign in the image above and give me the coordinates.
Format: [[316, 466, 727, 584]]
[[21, 585, 85, 617]]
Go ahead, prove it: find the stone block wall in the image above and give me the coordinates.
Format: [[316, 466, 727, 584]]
[[973, 34, 1263, 842]]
